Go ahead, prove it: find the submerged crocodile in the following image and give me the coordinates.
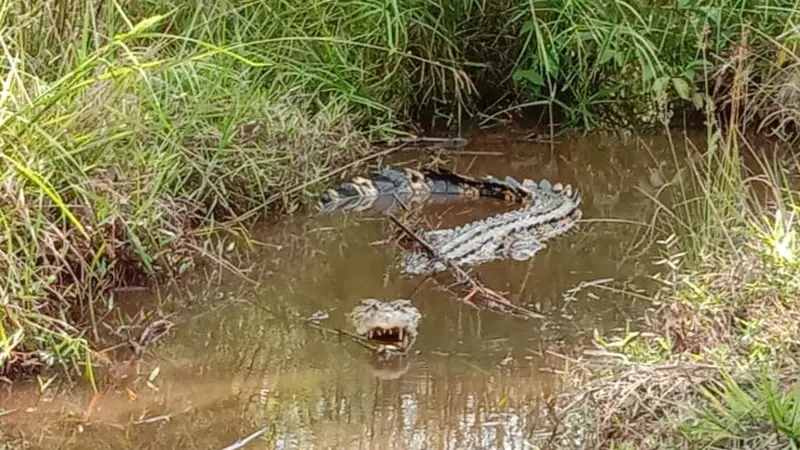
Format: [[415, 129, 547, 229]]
[[319, 166, 582, 351]]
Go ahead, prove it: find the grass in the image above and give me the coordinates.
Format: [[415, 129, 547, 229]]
[[528, 35, 800, 448], [508, 0, 800, 133], [0, 4, 388, 380], [1, 0, 800, 398], [2, 0, 517, 382]]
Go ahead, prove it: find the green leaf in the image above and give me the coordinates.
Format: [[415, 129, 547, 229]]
[[652, 76, 670, 94], [672, 77, 692, 100], [129, 15, 166, 36], [641, 62, 656, 82], [114, 15, 167, 40], [599, 48, 617, 65], [520, 20, 535, 34], [513, 69, 544, 87], [692, 92, 705, 109], [614, 51, 626, 67], [0, 153, 89, 240]]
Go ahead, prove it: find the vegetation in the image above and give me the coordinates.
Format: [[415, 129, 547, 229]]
[[1, 0, 799, 421], [511, 0, 800, 132], [531, 49, 800, 448]]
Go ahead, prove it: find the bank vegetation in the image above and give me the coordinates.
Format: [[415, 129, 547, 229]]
[[1, 5, 799, 446], [532, 41, 800, 449]]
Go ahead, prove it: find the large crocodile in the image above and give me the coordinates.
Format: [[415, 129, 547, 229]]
[[319, 166, 582, 275], [318, 166, 583, 352]]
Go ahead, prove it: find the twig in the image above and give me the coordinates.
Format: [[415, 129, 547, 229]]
[[371, 136, 469, 149], [132, 413, 174, 425], [387, 213, 544, 319], [183, 241, 258, 285], [128, 406, 195, 426], [218, 425, 271, 450], [304, 320, 385, 352], [437, 150, 505, 156]]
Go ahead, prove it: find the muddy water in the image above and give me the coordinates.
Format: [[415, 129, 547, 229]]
[[0, 129, 703, 449]]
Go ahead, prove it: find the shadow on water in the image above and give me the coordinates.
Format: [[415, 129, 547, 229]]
[[0, 128, 705, 449]]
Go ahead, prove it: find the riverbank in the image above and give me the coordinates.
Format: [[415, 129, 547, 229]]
[[2, 0, 799, 387], [532, 110, 800, 448]]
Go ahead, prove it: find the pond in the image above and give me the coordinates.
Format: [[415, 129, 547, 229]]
[[0, 127, 703, 449]]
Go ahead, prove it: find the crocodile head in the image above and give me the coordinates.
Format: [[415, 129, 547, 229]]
[[348, 298, 421, 353]]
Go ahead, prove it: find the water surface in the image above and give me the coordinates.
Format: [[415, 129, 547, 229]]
[[0, 128, 703, 449]]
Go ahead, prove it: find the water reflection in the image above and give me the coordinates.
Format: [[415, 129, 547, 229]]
[[0, 128, 704, 449]]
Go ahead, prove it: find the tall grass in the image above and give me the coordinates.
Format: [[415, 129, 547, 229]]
[[0, 0, 487, 379], [509, 0, 800, 133]]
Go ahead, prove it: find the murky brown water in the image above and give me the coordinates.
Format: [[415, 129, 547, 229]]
[[0, 128, 704, 449]]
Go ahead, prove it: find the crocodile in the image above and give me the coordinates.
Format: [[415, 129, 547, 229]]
[[348, 298, 421, 354], [319, 166, 583, 276], [319, 166, 582, 352], [347, 298, 422, 380]]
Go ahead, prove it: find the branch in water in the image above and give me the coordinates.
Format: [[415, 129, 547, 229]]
[[387, 213, 544, 320], [217, 425, 271, 450]]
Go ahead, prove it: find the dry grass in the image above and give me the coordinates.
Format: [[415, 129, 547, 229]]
[[530, 241, 800, 449]]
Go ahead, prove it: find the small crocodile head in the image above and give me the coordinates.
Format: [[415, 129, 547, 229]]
[[348, 298, 421, 353]]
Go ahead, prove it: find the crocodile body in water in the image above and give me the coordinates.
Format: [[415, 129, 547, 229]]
[[318, 166, 583, 352], [319, 166, 583, 275]]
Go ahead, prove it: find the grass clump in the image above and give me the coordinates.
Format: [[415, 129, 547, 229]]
[[508, 0, 800, 135], [544, 225, 800, 448], [529, 58, 800, 447]]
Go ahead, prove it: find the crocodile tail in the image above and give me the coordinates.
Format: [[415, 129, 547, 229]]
[[524, 178, 582, 208]]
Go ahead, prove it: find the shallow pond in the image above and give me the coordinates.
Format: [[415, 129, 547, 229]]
[[0, 128, 704, 449]]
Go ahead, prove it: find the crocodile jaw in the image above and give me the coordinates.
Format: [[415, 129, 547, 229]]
[[348, 299, 421, 351]]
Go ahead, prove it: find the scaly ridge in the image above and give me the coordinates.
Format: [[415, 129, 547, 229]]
[[318, 167, 535, 214], [317, 166, 583, 275]]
